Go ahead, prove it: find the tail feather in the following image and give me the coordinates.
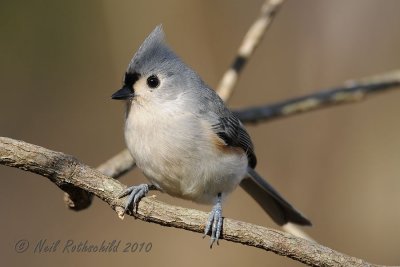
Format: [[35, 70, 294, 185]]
[[241, 167, 311, 226]]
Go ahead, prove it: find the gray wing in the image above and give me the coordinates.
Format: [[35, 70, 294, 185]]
[[211, 115, 257, 168], [191, 85, 257, 168], [193, 87, 310, 226]]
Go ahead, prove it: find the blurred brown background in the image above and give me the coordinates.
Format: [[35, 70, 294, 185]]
[[1, 0, 400, 266]]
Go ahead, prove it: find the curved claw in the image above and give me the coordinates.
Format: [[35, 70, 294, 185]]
[[118, 184, 149, 215], [203, 194, 223, 248]]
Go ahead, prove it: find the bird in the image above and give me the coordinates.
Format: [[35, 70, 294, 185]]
[[111, 25, 311, 247]]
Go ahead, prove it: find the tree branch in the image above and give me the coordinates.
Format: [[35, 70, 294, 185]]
[[63, 149, 136, 210], [0, 136, 386, 267], [233, 70, 400, 124], [216, 0, 285, 101]]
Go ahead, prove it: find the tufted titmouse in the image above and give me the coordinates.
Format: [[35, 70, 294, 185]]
[[112, 25, 311, 247]]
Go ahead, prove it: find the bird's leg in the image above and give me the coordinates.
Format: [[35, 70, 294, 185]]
[[118, 184, 157, 215], [203, 193, 223, 248]]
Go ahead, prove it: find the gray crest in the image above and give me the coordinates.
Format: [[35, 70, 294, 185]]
[[127, 25, 179, 75]]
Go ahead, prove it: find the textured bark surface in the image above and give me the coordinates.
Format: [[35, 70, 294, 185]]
[[64, 148, 136, 210]]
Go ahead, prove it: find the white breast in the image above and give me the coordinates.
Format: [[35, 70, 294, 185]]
[[124, 97, 248, 204]]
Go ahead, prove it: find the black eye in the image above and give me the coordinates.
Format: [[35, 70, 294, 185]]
[[146, 75, 160, 88]]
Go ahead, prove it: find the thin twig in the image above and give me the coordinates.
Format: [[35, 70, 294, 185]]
[[97, 149, 135, 178], [233, 70, 400, 124], [216, 0, 285, 101], [0, 137, 386, 267]]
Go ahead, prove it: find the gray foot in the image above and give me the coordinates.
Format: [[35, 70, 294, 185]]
[[203, 193, 223, 248], [118, 184, 150, 214]]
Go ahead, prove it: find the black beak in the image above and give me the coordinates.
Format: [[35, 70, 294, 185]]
[[111, 86, 134, 100]]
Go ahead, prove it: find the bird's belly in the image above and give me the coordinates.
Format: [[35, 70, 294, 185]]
[[138, 146, 248, 204], [125, 108, 248, 204]]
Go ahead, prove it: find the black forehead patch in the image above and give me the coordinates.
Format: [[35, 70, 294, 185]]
[[124, 72, 140, 87]]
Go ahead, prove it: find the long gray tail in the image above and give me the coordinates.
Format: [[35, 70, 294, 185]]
[[241, 167, 311, 226]]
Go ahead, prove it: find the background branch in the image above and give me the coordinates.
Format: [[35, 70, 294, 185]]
[[216, 0, 284, 101], [233, 70, 400, 124], [0, 137, 386, 267]]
